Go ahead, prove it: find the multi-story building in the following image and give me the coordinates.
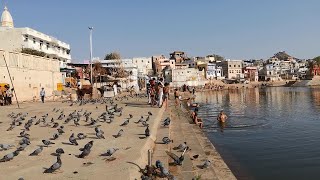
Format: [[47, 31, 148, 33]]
[[243, 66, 258, 82], [152, 55, 175, 76], [221, 60, 243, 79], [0, 6, 71, 68], [206, 62, 223, 80], [132, 57, 153, 76]]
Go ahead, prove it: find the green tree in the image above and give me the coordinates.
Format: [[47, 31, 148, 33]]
[[104, 52, 121, 60], [313, 56, 320, 65], [207, 54, 225, 61]]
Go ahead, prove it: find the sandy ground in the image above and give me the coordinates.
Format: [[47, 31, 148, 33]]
[[0, 96, 163, 180]]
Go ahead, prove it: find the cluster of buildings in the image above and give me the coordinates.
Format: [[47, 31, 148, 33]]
[[84, 51, 312, 89], [0, 5, 318, 101]]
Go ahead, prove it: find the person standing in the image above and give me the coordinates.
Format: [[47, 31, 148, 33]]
[[113, 82, 118, 96], [157, 82, 164, 108], [162, 83, 170, 110], [6, 87, 13, 105], [40, 88, 45, 103]]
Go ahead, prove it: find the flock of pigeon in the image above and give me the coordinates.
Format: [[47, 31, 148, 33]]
[[0, 93, 211, 180]]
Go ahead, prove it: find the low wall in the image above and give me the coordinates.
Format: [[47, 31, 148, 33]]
[[0, 49, 62, 101]]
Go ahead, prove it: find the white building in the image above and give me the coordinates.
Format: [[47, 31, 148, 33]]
[[206, 63, 223, 79], [132, 57, 153, 76], [0, 6, 71, 69]]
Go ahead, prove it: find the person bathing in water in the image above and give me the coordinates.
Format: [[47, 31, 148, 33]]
[[217, 110, 228, 123]]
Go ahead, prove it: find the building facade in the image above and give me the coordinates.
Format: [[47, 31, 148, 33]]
[[243, 66, 258, 82], [132, 57, 153, 76], [221, 60, 243, 79], [206, 63, 223, 79]]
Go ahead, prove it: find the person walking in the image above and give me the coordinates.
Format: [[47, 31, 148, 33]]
[[40, 88, 45, 103]]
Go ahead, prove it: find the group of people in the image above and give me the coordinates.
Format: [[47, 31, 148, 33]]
[[147, 78, 170, 110], [0, 85, 13, 106]]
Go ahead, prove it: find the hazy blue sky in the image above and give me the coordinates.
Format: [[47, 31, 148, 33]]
[[3, 0, 320, 61]]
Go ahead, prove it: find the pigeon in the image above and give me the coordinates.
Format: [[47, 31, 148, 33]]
[[192, 154, 199, 159], [96, 131, 105, 139], [101, 148, 119, 156], [173, 142, 187, 151], [145, 115, 150, 122], [145, 126, 150, 137], [199, 159, 211, 169], [162, 137, 173, 144], [165, 148, 187, 165], [0, 150, 20, 162], [42, 140, 55, 147], [155, 160, 171, 178], [148, 112, 153, 116], [29, 146, 43, 156], [78, 148, 91, 158], [77, 133, 87, 140], [163, 117, 171, 127], [74, 120, 80, 126], [0, 144, 15, 151], [141, 121, 149, 127], [43, 155, 62, 173], [79, 141, 93, 151], [17, 143, 28, 151], [52, 133, 59, 140], [6, 124, 15, 131], [55, 148, 65, 155], [19, 137, 30, 145], [129, 114, 133, 119], [69, 133, 78, 146], [57, 114, 65, 120], [35, 119, 41, 125], [120, 119, 129, 126], [52, 122, 59, 128], [135, 116, 144, 124], [113, 129, 124, 138]]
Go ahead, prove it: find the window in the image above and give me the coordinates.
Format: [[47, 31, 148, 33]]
[[238, 65, 241, 68], [234, 65, 236, 67], [40, 40, 43, 49], [24, 35, 28, 42], [33, 38, 36, 44], [142, 60, 143, 63], [47, 43, 50, 50], [229, 65, 231, 67]]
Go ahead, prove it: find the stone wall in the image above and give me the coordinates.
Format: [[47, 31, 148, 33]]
[[0, 49, 62, 101]]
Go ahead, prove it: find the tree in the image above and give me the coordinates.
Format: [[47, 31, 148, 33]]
[[21, 48, 47, 57], [104, 52, 121, 60], [208, 54, 225, 61], [313, 56, 320, 65]]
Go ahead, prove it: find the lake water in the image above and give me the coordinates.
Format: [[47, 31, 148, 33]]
[[195, 87, 320, 180]]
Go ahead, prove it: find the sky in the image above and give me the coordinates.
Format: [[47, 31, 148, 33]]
[[3, 0, 320, 62]]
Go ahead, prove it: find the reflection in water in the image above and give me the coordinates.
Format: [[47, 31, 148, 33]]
[[195, 87, 320, 180]]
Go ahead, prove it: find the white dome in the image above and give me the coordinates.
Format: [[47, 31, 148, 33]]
[[1, 6, 14, 28]]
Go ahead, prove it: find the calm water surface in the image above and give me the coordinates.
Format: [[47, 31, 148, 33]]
[[195, 87, 320, 180]]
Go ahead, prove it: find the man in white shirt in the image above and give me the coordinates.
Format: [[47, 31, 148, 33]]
[[40, 88, 45, 103]]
